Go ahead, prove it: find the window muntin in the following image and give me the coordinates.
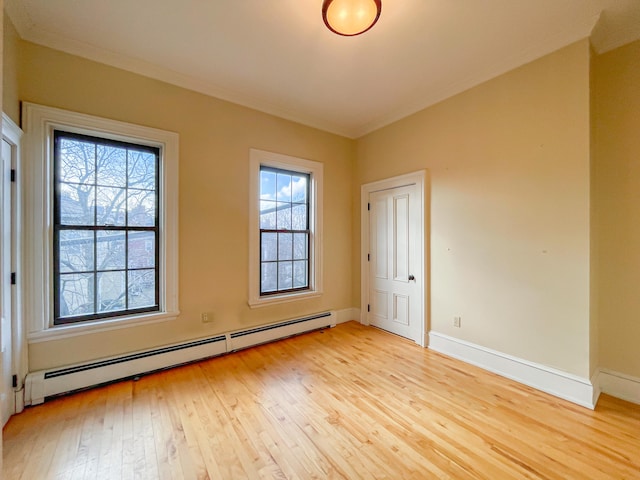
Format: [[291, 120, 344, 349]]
[[53, 131, 160, 324], [259, 167, 310, 295]]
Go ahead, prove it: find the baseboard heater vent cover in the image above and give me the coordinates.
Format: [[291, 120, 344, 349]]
[[25, 311, 335, 405]]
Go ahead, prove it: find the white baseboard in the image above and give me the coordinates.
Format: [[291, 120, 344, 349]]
[[596, 369, 640, 405], [336, 308, 360, 324], [428, 331, 597, 409]]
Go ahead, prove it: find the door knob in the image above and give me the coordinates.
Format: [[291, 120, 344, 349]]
[[408, 274, 415, 281]]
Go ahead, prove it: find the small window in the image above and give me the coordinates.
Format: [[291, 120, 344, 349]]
[[249, 149, 323, 307], [53, 131, 160, 324], [259, 167, 310, 295]]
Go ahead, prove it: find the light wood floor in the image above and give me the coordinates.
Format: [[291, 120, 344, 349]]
[[3, 322, 639, 479]]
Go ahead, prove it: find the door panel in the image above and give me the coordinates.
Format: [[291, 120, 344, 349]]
[[394, 194, 409, 280], [372, 289, 388, 319], [373, 198, 388, 279], [393, 293, 409, 326], [368, 184, 421, 342]]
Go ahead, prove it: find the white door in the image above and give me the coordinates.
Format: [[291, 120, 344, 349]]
[[0, 138, 14, 427], [368, 183, 422, 342]]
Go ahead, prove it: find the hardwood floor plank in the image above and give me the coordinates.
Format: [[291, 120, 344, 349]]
[[147, 371, 185, 480], [3, 322, 640, 479]]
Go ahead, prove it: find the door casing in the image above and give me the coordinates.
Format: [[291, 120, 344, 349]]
[[1, 113, 25, 424]]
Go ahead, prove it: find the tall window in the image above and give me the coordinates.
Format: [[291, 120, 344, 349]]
[[23, 103, 178, 339], [53, 131, 160, 324], [249, 149, 323, 307], [259, 167, 310, 295]]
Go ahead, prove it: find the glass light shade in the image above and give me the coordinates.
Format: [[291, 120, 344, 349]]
[[322, 0, 382, 36]]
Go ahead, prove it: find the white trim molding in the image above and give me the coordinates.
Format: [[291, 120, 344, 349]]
[[429, 331, 597, 409], [22, 103, 180, 341], [2, 113, 26, 414], [595, 368, 640, 406], [336, 308, 360, 325]]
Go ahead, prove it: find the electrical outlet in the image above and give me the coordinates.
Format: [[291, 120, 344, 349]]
[[201, 312, 214, 323], [453, 316, 461, 328]]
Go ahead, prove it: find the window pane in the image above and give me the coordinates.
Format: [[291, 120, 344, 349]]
[[276, 173, 292, 202], [293, 233, 308, 260], [96, 186, 126, 226], [128, 231, 156, 269], [260, 200, 277, 229], [261, 232, 277, 261], [278, 262, 293, 290], [128, 189, 156, 227], [60, 183, 95, 225], [291, 175, 307, 203], [129, 269, 156, 309], [97, 271, 126, 313], [291, 204, 307, 230], [58, 138, 95, 184], [97, 230, 125, 270], [276, 203, 291, 230], [96, 145, 127, 187], [260, 170, 276, 200], [59, 230, 94, 273], [261, 262, 277, 293], [254, 158, 318, 301], [54, 130, 162, 324], [278, 233, 293, 261], [293, 260, 307, 288], [59, 273, 94, 317], [128, 150, 156, 190], [257, 166, 313, 297]]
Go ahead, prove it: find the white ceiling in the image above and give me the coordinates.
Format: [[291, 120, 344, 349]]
[[6, 0, 640, 138]]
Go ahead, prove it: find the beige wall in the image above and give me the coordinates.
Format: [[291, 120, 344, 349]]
[[355, 40, 592, 378], [17, 41, 354, 371], [2, 12, 17, 124], [592, 39, 640, 378]]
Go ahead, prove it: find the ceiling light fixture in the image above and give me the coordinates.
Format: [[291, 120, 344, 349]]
[[322, 0, 382, 37]]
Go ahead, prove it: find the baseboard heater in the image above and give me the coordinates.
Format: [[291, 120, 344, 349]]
[[24, 311, 335, 405]]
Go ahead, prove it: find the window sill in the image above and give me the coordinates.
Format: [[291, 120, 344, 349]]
[[248, 290, 322, 308], [27, 310, 180, 343]]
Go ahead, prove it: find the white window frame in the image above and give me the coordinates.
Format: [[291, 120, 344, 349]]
[[248, 149, 323, 307], [22, 103, 179, 341]]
